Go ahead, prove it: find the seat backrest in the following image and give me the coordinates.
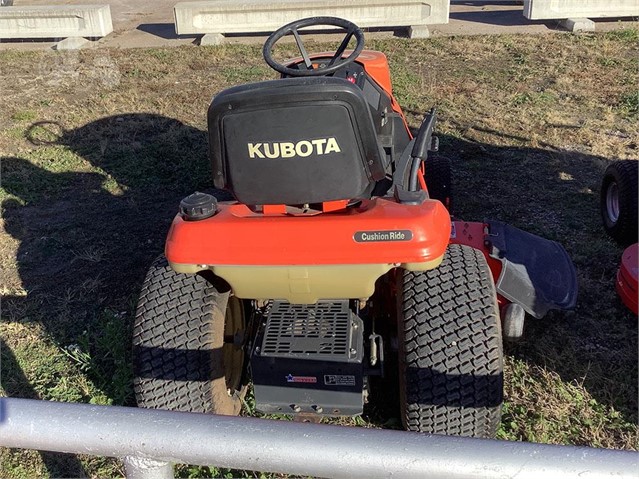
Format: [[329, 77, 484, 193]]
[[208, 77, 388, 205]]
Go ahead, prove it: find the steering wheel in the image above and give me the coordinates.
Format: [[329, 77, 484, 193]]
[[263, 17, 365, 77]]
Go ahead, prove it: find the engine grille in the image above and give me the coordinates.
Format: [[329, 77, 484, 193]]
[[261, 300, 357, 360]]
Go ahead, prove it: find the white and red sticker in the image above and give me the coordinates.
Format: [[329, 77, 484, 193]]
[[285, 374, 317, 384]]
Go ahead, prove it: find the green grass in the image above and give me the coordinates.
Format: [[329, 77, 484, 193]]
[[10, 110, 37, 122], [618, 91, 639, 117], [1, 28, 638, 477]]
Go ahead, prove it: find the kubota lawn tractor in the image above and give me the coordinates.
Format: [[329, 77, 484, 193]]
[[133, 17, 577, 439]]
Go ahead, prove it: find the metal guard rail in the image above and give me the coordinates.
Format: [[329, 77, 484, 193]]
[[0, 398, 636, 479]]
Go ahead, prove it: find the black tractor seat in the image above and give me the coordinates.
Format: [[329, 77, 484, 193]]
[[208, 77, 389, 206]]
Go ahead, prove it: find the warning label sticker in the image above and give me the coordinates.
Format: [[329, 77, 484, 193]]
[[324, 375, 356, 386]]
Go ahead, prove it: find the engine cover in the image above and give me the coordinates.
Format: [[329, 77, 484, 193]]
[[250, 300, 364, 416]]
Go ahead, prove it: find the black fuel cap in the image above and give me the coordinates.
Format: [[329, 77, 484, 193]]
[[179, 192, 217, 221]]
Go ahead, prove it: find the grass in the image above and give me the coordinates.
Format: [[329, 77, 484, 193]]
[[1, 28, 638, 477]]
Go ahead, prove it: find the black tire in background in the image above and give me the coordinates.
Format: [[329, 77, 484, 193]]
[[398, 244, 503, 438], [424, 155, 452, 211], [600, 160, 638, 246], [133, 256, 246, 415]]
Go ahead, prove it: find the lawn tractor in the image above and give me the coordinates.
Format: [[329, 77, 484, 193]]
[[600, 160, 638, 315], [133, 17, 577, 439]]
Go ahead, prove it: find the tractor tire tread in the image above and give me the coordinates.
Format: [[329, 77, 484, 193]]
[[400, 244, 503, 437], [133, 256, 239, 415]]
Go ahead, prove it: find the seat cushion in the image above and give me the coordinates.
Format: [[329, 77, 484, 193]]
[[208, 77, 387, 205]]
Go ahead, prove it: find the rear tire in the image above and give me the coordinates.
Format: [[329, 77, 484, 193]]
[[133, 256, 247, 415], [600, 160, 638, 246], [398, 244, 503, 438]]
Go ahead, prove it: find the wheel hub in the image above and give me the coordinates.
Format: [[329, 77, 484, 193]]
[[606, 182, 620, 224]]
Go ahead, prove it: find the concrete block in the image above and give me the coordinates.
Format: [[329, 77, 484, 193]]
[[53, 36, 90, 50], [408, 25, 430, 39], [560, 18, 596, 33], [0, 5, 113, 39], [175, 0, 449, 36], [523, 0, 639, 20], [200, 32, 224, 45]]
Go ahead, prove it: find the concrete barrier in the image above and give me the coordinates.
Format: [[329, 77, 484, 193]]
[[174, 0, 449, 37], [0, 5, 113, 39], [523, 0, 639, 20]]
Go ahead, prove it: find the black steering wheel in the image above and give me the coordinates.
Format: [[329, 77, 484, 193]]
[[263, 17, 365, 77]]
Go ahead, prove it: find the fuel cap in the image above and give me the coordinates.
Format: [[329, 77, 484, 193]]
[[179, 192, 217, 221]]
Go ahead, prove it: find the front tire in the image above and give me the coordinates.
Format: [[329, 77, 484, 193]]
[[133, 256, 247, 415], [398, 244, 503, 438]]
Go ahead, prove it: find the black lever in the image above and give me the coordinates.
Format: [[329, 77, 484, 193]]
[[408, 108, 437, 191]]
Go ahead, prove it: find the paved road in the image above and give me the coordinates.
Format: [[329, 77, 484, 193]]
[[1, 0, 637, 50]]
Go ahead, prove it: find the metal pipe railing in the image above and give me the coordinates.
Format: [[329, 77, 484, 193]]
[[0, 398, 636, 479]]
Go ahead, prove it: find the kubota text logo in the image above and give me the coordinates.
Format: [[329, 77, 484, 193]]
[[248, 138, 341, 159]]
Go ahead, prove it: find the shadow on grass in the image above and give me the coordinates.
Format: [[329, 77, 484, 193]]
[[0, 113, 636, 473], [437, 131, 638, 427], [2, 114, 211, 394], [0, 114, 213, 475], [0, 338, 87, 477]]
